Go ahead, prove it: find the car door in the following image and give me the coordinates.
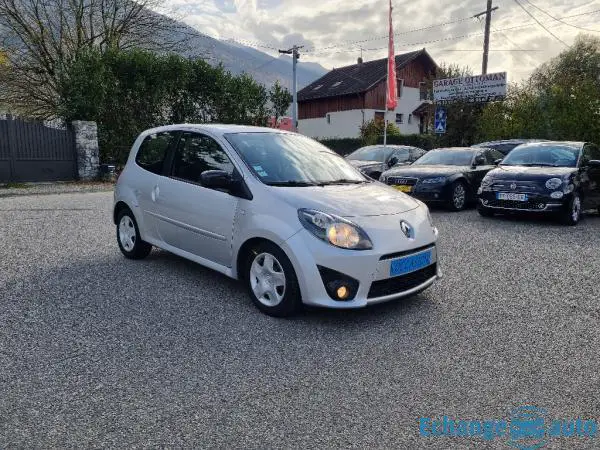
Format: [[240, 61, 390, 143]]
[[468, 149, 492, 188], [580, 143, 600, 209], [132, 131, 178, 242], [153, 131, 240, 268]]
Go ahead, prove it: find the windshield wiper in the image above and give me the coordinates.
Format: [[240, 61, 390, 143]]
[[316, 179, 367, 186], [266, 181, 319, 187]]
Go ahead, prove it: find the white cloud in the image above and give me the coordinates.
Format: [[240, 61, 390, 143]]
[[165, 0, 600, 81]]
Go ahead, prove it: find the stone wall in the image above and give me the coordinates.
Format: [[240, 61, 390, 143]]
[[72, 121, 100, 180]]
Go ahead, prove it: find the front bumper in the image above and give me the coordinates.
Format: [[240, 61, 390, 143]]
[[281, 216, 441, 309], [478, 190, 570, 213]]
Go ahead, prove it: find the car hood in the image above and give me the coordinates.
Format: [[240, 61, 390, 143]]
[[383, 165, 469, 178], [488, 165, 576, 180], [348, 159, 383, 169], [271, 182, 420, 217]]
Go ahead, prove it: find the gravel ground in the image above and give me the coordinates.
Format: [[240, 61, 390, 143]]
[[1, 191, 599, 448], [0, 181, 114, 198]]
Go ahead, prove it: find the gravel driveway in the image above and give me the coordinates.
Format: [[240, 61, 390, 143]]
[[1, 191, 599, 448]]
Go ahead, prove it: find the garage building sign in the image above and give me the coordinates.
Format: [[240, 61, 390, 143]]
[[433, 72, 507, 104]]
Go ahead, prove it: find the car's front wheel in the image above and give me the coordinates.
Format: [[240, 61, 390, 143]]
[[448, 181, 468, 211], [560, 193, 582, 226], [245, 242, 301, 317], [116, 209, 152, 259]]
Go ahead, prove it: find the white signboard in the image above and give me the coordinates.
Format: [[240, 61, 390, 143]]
[[433, 72, 507, 104]]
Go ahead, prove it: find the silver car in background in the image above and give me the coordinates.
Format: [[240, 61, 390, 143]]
[[113, 125, 441, 316]]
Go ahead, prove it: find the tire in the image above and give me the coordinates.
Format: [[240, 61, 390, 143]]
[[447, 181, 468, 211], [116, 209, 152, 259], [477, 204, 495, 217], [244, 242, 301, 317], [560, 193, 582, 226]]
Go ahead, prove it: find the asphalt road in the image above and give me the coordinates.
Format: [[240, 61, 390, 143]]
[[1, 191, 600, 448]]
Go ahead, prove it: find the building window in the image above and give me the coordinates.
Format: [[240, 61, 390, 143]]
[[397, 79, 404, 98], [408, 114, 412, 124], [419, 82, 430, 101], [313, 84, 323, 91], [326, 114, 331, 124], [374, 111, 385, 123], [395, 113, 403, 124], [331, 81, 342, 88]]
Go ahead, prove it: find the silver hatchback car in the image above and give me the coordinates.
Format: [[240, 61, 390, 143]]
[[113, 124, 441, 316]]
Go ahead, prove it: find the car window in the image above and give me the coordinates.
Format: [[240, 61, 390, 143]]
[[135, 131, 175, 175], [410, 148, 426, 161], [502, 144, 580, 167], [413, 149, 475, 166], [484, 149, 503, 164], [582, 144, 600, 164], [347, 146, 388, 162], [171, 132, 234, 184], [391, 149, 410, 163]]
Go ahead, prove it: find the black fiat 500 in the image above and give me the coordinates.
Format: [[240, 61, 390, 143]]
[[477, 141, 600, 225], [380, 147, 504, 211]]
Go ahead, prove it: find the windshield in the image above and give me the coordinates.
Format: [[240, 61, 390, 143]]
[[413, 149, 474, 166], [501, 144, 580, 167], [225, 133, 367, 186], [347, 146, 390, 162]]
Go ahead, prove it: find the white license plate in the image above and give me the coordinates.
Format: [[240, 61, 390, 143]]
[[497, 192, 528, 201]]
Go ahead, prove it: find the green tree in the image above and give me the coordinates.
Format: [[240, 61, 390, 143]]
[[359, 118, 401, 145], [269, 80, 292, 123]]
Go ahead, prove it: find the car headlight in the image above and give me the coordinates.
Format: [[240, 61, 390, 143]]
[[379, 174, 387, 183], [298, 209, 373, 250], [545, 178, 563, 190], [480, 177, 493, 187], [421, 177, 447, 184]]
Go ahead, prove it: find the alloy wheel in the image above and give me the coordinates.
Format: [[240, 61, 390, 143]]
[[453, 184, 466, 210], [250, 253, 287, 307], [118, 215, 137, 252]]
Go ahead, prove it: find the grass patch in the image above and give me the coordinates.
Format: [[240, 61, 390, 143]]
[[0, 182, 30, 189]]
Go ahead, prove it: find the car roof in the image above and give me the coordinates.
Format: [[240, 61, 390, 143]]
[[430, 147, 477, 151], [355, 145, 417, 150], [513, 141, 586, 149], [472, 139, 548, 147], [140, 123, 291, 138]]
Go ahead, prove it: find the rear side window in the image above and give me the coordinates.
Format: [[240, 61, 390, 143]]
[[135, 132, 175, 175]]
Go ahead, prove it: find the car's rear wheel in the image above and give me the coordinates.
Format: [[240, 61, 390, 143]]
[[560, 193, 582, 226], [116, 209, 152, 259], [448, 181, 468, 211], [245, 242, 301, 317], [477, 203, 495, 217]]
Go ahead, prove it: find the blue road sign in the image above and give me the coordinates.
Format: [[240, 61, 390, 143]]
[[434, 106, 447, 134]]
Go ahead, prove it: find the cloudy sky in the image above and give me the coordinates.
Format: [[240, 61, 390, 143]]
[[164, 0, 600, 82]]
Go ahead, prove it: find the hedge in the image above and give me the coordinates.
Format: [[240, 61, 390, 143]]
[[319, 134, 443, 156]]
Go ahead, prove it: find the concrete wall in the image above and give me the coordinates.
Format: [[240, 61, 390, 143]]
[[298, 86, 427, 139]]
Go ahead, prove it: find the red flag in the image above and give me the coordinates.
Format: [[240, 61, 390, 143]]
[[386, 0, 398, 111]]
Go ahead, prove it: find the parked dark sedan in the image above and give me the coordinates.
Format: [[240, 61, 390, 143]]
[[477, 141, 600, 225], [380, 147, 504, 211], [345, 145, 426, 180], [472, 139, 548, 156]]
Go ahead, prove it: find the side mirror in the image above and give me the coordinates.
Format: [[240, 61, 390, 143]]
[[588, 160, 600, 168], [388, 156, 399, 167], [494, 158, 503, 165], [200, 170, 233, 190], [473, 156, 486, 167]]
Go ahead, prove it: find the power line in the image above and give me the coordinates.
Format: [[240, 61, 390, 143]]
[[521, 0, 600, 33], [512, 0, 569, 47]]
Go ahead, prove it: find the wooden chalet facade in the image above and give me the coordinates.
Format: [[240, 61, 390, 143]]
[[297, 49, 438, 139]]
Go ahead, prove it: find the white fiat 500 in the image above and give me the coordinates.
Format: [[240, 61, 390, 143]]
[[113, 125, 441, 316]]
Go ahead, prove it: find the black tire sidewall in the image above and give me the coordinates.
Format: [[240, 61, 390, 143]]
[[561, 193, 581, 226], [245, 242, 301, 317]]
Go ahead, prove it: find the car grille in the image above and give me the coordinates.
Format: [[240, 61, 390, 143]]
[[486, 199, 547, 210], [387, 176, 418, 186], [490, 181, 540, 193], [367, 264, 437, 299]]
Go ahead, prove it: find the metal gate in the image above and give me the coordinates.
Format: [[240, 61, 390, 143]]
[[0, 116, 76, 183]]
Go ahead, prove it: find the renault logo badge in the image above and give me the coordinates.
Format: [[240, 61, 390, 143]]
[[400, 220, 414, 239]]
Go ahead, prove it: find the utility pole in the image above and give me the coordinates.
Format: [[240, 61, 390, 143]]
[[279, 45, 303, 132], [474, 1, 498, 75]]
